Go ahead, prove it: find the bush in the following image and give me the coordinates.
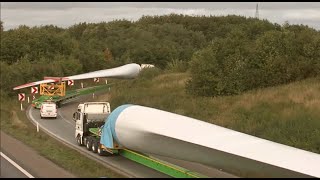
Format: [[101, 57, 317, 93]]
[[187, 27, 320, 97], [138, 67, 162, 80], [166, 59, 189, 73]]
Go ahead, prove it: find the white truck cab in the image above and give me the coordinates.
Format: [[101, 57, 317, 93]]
[[40, 101, 57, 119], [73, 102, 111, 145]]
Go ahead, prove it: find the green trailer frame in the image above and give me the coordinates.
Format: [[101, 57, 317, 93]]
[[120, 149, 207, 178], [89, 128, 207, 178], [32, 84, 111, 108]]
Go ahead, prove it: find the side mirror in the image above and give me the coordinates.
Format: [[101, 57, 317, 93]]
[[72, 112, 77, 121]]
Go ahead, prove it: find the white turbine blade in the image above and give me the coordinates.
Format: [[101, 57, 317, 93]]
[[13, 63, 141, 90], [13, 79, 56, 90], [64, 63, 141, 81], [102, 104, 320, 178]]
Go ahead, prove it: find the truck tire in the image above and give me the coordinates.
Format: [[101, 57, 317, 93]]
[[76, 135, 82, 146], [97, 146, 105, 156], [86, 137, 93, 151], [83, 136, 88, 146], [92, 140, 98, 153]]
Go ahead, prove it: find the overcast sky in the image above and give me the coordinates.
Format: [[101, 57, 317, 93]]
[[1, 2, 320, 30]]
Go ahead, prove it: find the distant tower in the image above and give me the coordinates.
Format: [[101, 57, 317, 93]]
[[255, 3, 259, 19]]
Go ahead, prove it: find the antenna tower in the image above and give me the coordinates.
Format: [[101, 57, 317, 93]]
[[255, 3, 259, 19]]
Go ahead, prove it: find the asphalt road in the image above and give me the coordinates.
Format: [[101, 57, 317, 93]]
[[0, 155, 29, 178], [27, 92, 237, 178], [0, 131, 76, 178]]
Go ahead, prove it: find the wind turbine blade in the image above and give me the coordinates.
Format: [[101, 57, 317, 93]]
[[13, 79, 56, 90], [102, 104, 320, 178], [65, 63, 141, 80], [13, 63, 141, 90]]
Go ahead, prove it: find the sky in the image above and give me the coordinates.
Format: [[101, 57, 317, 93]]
[[1, 2, 320, 30]]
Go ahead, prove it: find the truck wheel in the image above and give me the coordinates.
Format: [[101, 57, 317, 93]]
[[97, 146, 105, 156], [83, 136, 87, 146], [86, 137, 93, 151], [76, 135, 82, 146], [92, 140, 98, 153]]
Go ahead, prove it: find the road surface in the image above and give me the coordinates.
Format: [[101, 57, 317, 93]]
[[0, 131, 76, 178], [1, 154, 30, 178]]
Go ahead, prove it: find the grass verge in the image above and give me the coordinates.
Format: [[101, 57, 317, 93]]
[[97, 69, 320, 154]]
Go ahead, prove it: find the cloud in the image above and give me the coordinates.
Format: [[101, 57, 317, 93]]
[[1, 2, 319, 30]]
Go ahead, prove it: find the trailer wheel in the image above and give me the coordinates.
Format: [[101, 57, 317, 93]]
[[97, 146, 105, 156], [76, 135, 82, 146], [86, 137, 93, 151], [92, 140, 98, 153], [83, 136, 88, 146]]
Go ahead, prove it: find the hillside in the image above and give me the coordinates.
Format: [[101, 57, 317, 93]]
[[98, 70, 320, 154], [1, 14, 319, 97]]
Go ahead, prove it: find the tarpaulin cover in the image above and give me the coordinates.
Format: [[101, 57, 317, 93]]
[[100, 104, 133, 148]]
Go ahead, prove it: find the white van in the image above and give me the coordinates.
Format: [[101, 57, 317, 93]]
[[40, 102, 57, 119]]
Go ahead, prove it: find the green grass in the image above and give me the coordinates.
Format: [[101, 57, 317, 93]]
[[97, 69, 320, 155], [0, 92, 125, 178]]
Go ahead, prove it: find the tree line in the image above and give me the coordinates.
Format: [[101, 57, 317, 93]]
[[1, 14, 319, 97]]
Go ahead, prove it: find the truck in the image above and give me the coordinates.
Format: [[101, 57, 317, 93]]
[[33, 84, 111, 109], [73, 102, 116, 155], [72, 102, 207, 178], [33, 91, 79, 109]]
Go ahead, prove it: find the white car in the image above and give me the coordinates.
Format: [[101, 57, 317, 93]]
[[40, 102, 57, 119]]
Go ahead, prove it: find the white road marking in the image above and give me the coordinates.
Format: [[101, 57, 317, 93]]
[[0, 152, 34, 178]]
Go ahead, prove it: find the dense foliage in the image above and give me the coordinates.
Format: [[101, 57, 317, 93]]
[[186, 23, 320, 96], [1, 14, 319, 97]]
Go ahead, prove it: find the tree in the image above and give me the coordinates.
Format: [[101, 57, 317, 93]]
[[103, 48, 113, 61], [0, 21, 3, 32]]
